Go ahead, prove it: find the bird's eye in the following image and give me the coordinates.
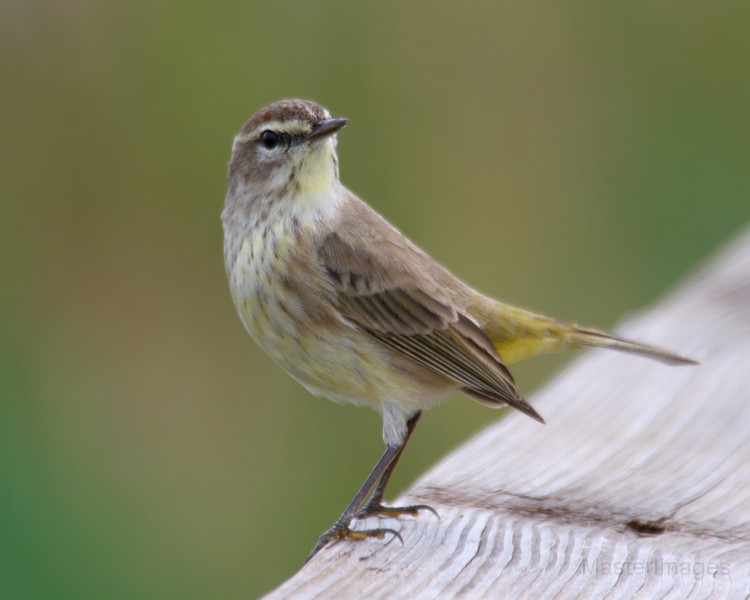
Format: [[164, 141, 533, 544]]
[[260, 130, 280, 150]]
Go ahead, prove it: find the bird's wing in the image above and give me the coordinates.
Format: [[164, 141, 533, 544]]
[[318, 230, 543, 423]]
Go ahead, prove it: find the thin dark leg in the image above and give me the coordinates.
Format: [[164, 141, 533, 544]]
[[305, 412, 431, 563], [356, 412, 436, 517], [305, 441, 403, 563]]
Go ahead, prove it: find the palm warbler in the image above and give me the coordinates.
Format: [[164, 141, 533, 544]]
[[221, 99, 696, 562]]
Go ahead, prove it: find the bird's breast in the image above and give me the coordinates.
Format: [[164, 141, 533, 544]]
[[227, 217, 307, 352], [225, 214, 367, 394]]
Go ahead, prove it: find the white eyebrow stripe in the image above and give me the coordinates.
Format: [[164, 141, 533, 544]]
[[234, 119, 313, 143]]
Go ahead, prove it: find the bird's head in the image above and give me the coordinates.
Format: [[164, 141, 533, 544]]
[[227, 99, 348, 199]]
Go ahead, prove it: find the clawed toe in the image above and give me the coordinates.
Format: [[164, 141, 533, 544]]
[[356, 502, 439, 520], [305, 524, 402, 564]]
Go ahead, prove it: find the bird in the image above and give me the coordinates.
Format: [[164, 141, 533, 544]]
[[220, 99, 697, 563]]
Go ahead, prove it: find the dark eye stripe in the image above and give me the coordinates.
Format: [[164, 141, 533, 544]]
[[258, 129, 308, 151]]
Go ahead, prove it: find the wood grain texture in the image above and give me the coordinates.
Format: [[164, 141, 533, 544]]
[[265, 229, 750, 600]]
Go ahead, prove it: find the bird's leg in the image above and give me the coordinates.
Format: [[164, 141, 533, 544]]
[[356, 411, 437, 520], [305, 412, 435, 563], [305, 439, 405, 563]]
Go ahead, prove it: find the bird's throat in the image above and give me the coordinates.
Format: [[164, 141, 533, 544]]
[[293, 146, 337, 195]]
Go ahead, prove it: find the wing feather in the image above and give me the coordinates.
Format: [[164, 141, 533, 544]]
[[319, 230, 544, 423]]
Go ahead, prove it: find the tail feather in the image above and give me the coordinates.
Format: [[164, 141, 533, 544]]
[[565, 326, 698, 366], [473, 300, 698, 365]]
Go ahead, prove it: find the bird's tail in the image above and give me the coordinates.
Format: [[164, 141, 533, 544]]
[[474, 300, 697, 366], [558, 324, 698, 365]]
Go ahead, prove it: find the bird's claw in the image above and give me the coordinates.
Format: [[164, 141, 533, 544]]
[[305, 524, 402, 564], [356, 502, 439, 520]]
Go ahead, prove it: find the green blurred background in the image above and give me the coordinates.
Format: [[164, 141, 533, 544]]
[[1, 1, 748, 597]]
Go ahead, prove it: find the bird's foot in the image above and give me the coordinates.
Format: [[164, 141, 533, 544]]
[[305, 521, 402, 564], [356, 500, 439, 520]]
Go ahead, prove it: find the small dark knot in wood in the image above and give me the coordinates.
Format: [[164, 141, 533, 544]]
[[626, 518, 667, 536]]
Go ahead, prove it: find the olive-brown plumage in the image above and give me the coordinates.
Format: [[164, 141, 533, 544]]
[[222, 99, 696, 562]]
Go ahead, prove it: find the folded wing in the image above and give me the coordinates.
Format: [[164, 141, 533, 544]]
[[319, 232, 544, 423]]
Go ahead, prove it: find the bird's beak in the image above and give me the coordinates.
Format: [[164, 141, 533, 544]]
[[308, 118, 348, 141]]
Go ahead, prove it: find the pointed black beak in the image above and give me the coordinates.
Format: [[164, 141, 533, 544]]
[[308, 118, 348, 141]]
